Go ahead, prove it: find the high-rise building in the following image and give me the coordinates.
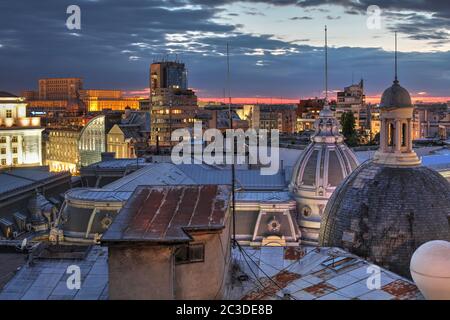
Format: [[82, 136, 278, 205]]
[[150, 61, 188, 95], [0, 92, 43, 168], [148, 60, 198, 149]]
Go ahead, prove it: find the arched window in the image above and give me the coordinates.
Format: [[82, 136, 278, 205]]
[[388, 122, 395, 146], [402, 123, 407, 147]]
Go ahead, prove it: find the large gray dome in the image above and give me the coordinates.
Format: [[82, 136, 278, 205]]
[[380, 80, 412, 109], [319, 161, 450, 277]]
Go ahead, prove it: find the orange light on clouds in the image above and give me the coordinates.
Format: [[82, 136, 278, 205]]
[[124, 88, 450, 105], [365, 95, 450, 104], [198, 97, 300, 104]]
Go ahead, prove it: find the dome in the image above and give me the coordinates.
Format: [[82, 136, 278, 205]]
[[319, 161, 450, 278], [380, 80, 412, 109], [290, 105, 359, 244]]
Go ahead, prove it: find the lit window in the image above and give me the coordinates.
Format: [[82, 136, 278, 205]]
[[175, 243, 205, 265]]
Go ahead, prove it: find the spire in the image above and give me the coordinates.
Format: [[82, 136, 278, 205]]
[[321, 25, 332, 116], [325, 25, 328, 101], [394, 31, 398, 84]]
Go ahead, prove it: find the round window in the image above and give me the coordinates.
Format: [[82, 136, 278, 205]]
[[301, 206, 312, 217]]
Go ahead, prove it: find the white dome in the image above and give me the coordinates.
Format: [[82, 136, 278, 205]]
[[289, 106, 359, 244], [410, 240, 450, 300]]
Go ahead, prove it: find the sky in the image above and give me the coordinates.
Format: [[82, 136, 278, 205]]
[[0, 0, 450, 102]]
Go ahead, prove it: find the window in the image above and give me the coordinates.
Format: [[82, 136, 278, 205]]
[[388, 123, 395, 147], [0, 148, 5, 155], [11, 136, 18, 143], [12, 158, 18, 165], [6, 110, 12, 118], [1, 159, 6, 166], [402, 123, 407, 147], [0, 137, 5, 144], [175, 243, 205, 265], [12, 147, 17, 154]]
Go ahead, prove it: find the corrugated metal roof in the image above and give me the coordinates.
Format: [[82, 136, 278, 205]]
[[102, 185, 231, 243], [103, 163, 195, 191], [0, 167, 69, 196], [101, 163, 287, 192]]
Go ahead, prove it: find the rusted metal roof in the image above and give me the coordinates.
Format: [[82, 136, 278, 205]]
[[230, 246, 424, 300], [102, 185, 231, 243]]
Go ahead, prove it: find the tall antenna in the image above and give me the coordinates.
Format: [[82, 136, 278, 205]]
[[394, 31, 398, 83], [227, 42, 237, 248], [325, 25, 328, 101]]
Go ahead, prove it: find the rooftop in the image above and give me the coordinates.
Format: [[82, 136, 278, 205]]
[[0, 91, 18, 98], [102, 185, 231, 243], [230, 246, 423, 300], [0, 167, 70, 199], [0, 246, 107, 300], [0, 245, 422, 300]]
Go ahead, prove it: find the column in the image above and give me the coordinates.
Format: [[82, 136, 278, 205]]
[[380, 118, 386, 152], [407, 118, 412, 152], [395, 120, 402, 152]]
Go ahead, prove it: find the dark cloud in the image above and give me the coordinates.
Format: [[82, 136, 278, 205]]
[[290, 16, 313, 20], [0, 0, 449, 98]]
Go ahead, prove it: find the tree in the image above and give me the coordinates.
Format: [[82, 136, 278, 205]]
[[340, 111, 358, 146]]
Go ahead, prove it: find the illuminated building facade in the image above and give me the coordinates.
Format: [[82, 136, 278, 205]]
[[335, 80, 374, 140], [79, 90, 140, 112], [45, 114, 117, 173], [296, 98, 325, 132], [149, 60, 198, 148], [45, 127, 81, 174], [242, 104, 297, 133], [0, 92, 43, 168], [107, 109, 150, 158]]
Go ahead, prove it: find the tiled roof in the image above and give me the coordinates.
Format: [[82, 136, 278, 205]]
[[230, 246, 423, 300], [102, 184, 231, 243]]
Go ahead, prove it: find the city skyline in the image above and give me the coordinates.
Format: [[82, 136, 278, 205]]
[[1, 1, 450, 101]]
